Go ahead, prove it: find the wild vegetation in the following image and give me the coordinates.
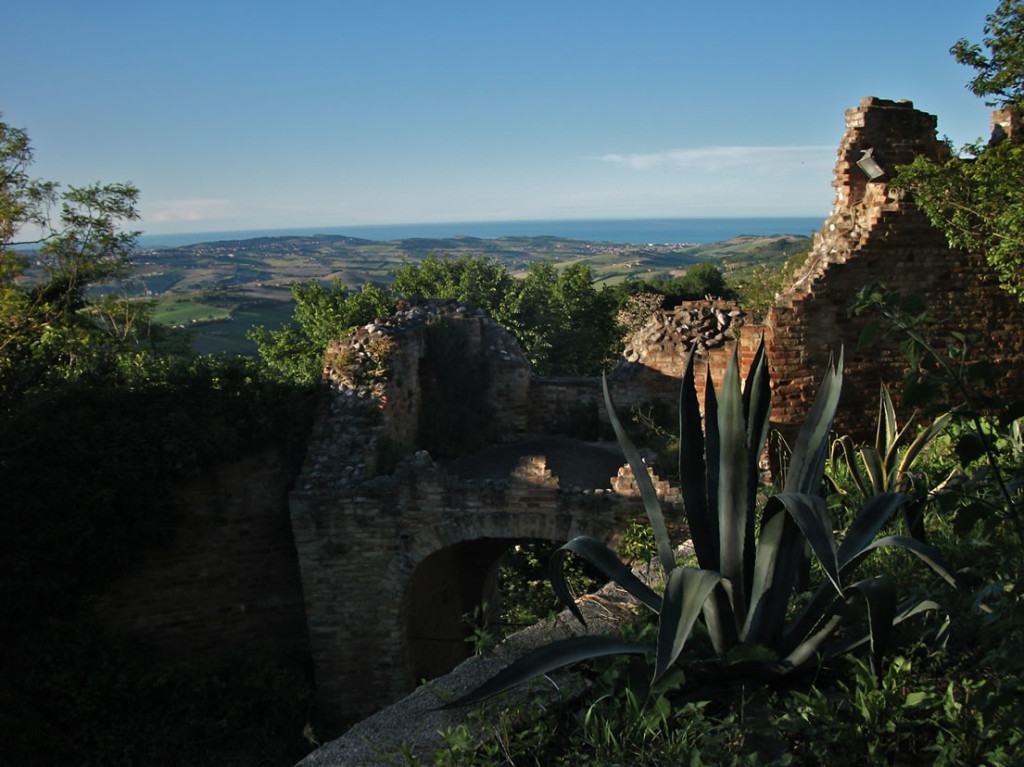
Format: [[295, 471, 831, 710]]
[[383, 301, 1023, 766], [381, 6, 1024, 762], [248, 252, 740, 384], [123, 230, 799, 358], [0, 111, 797, 764]]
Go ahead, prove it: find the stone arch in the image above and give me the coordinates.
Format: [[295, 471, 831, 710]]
[[291, 300, 683, 724], [401, 537, 509, 686], [384, 499, 635, 689]]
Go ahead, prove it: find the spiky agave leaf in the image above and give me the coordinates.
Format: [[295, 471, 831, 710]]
[[703, 363, 722, 564], [773, 492, 842, 594], [677, 344, 715, 570], [549, 536, 662, 626], [439, 635, 652, 709], [779, 575, 898, 675], [692, 359, 744, 653], [701, 576, 739, 655], [860, 446, 887, 496], [897, 411, 953, 482], [742, 337, 772, 470], [779, 598, 846, 671], [654, 567, 724, 684], [742, 337, 773, 579], [743, 490, 849, 653], [829, 597, 944, 660], [832, 435, 871, 496], [846, 575, 898, 675], [877, 384, 901, 460], [781, 492, 909, 650], [835, 492, 908, 571], [602, 373, 675, 575], [782, 495, 959, 663], [741, 496, 813, 646], [842, 534, 960, 590], [717, 343, 752, 620]]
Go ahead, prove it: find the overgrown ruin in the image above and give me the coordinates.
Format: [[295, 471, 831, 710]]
[[288, 97, 1024, 724], [89, 98, 1024, 733]]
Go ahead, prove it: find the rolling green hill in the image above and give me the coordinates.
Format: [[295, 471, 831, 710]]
[[135, 232, 810, 354]]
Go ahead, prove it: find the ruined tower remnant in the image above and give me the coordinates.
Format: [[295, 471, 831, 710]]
[[766, 97, 1024, 439]]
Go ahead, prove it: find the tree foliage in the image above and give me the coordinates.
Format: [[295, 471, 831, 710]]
[[895, 141, 1024, 300], [0, 115, 154, 407], [248, 278, 395, 385], [893, 2, 1024, 302], [951, 0, 1024, 108], [392, 254, 620, 375], [1, 117, 319, 765], [392, 252, 515, 319], [607, 260, 731, 308], [251, 252, 731, 383]]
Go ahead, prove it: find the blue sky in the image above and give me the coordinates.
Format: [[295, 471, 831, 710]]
[[3, 0, 1000, 237]]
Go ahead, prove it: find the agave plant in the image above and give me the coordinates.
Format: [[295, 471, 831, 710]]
[[830, 384, 952, 540], [445, 339, 958, 708]]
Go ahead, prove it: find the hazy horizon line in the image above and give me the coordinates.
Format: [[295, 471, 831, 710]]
[[137, 214, 827, 247]]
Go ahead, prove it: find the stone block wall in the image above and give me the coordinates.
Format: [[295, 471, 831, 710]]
[[292, 439, 681, 722], [322, 299, 534, 455], [295, 298, 687, 723]]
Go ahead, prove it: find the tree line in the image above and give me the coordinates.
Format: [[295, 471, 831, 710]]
[[248, 254, 731, 385]]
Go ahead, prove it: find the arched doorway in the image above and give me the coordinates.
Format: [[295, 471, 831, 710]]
[[401, 538, 508, 687]]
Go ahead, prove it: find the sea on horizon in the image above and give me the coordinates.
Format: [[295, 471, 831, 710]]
[[137, 216, 826, 249]]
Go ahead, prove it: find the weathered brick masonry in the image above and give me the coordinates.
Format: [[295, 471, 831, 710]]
[[615, 99, 1024, 440], [292, 301, 684, 722], [291, 98, 1024, 725], [768, 98, 1024, 439]]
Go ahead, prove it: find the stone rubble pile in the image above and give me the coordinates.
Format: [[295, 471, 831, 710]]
[[323, 298, 486, 393], [621, 299, 747, 363]]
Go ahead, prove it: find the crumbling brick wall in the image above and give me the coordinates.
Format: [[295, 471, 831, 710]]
[[767, 97, 1024, 440]]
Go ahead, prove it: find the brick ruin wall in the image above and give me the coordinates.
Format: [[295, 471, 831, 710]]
[[604, 98, 1024, 441], [293, 299, 685, 721], [291, 97, 1024, 724], [767, 98, 1024, 440]]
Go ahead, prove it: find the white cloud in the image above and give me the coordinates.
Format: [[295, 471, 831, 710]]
[[594, 145, 834, 173], [145, 198, 242, 223]]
